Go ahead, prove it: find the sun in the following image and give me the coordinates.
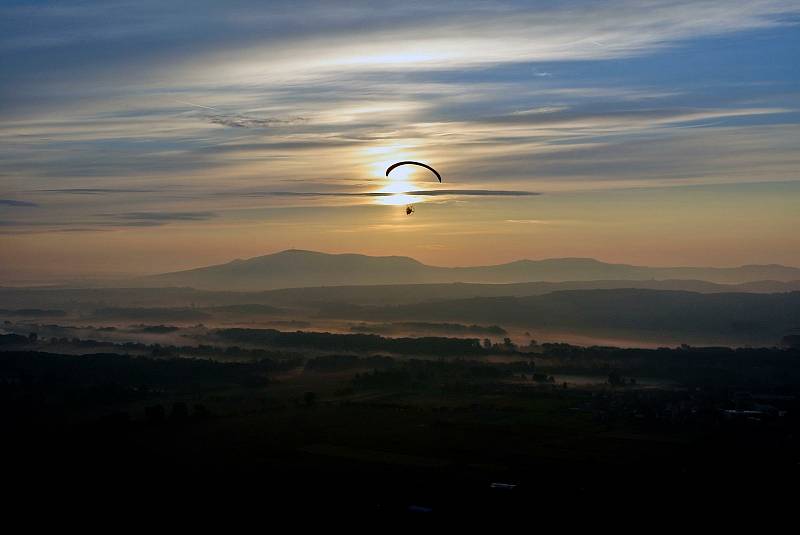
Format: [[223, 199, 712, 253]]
[[362, 144, 426, 206], [376, 169, 418, 206]]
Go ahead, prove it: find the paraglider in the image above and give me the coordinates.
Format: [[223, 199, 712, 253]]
[[385, 161, 442, 183], [386, 161, 441, 216]]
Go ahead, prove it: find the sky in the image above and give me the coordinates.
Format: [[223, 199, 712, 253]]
[[1, 0, 799, 282]]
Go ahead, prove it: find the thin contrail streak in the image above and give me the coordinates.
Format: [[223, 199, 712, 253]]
[[169, 97, 219, 111]]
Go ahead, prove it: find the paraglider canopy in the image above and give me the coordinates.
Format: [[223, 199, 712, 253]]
[[386, 161, 442, 182]]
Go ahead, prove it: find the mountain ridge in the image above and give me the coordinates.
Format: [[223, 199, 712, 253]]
[[135, 249, 800, 291]]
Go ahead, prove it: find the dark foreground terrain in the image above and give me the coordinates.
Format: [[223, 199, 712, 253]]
[[3, 330, 800, 519]]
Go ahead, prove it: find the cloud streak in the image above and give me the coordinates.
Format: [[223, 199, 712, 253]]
[[38, 188, 158, 195], [106, 211, 218, 222], [206, 114, 308, 129], [0, 199, 38, 207], [252, 190, 540, 198]]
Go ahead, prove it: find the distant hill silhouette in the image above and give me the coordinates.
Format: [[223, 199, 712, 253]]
[[256, 279, 800, 306], [330, 289, 800, 346], [135, 249, 800, 291], [4, 279, 800, 311]]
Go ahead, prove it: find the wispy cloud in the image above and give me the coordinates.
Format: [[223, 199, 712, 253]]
[[484, 106, 789, 126], [206, 114, 308, 129], [105, 211, 218, 222], [408, 190, 539, 197], [250, 190, 540, 198], [39, 188, 158, 195], [0, 199, 38, 207]]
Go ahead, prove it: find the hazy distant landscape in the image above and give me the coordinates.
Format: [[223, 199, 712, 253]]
[[3, 250, 799, 347]]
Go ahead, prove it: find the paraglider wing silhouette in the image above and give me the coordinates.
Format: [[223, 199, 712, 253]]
[[386, 161, 442, 182]]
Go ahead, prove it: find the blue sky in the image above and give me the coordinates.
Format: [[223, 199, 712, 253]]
[[0, 1, 798, 281]]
